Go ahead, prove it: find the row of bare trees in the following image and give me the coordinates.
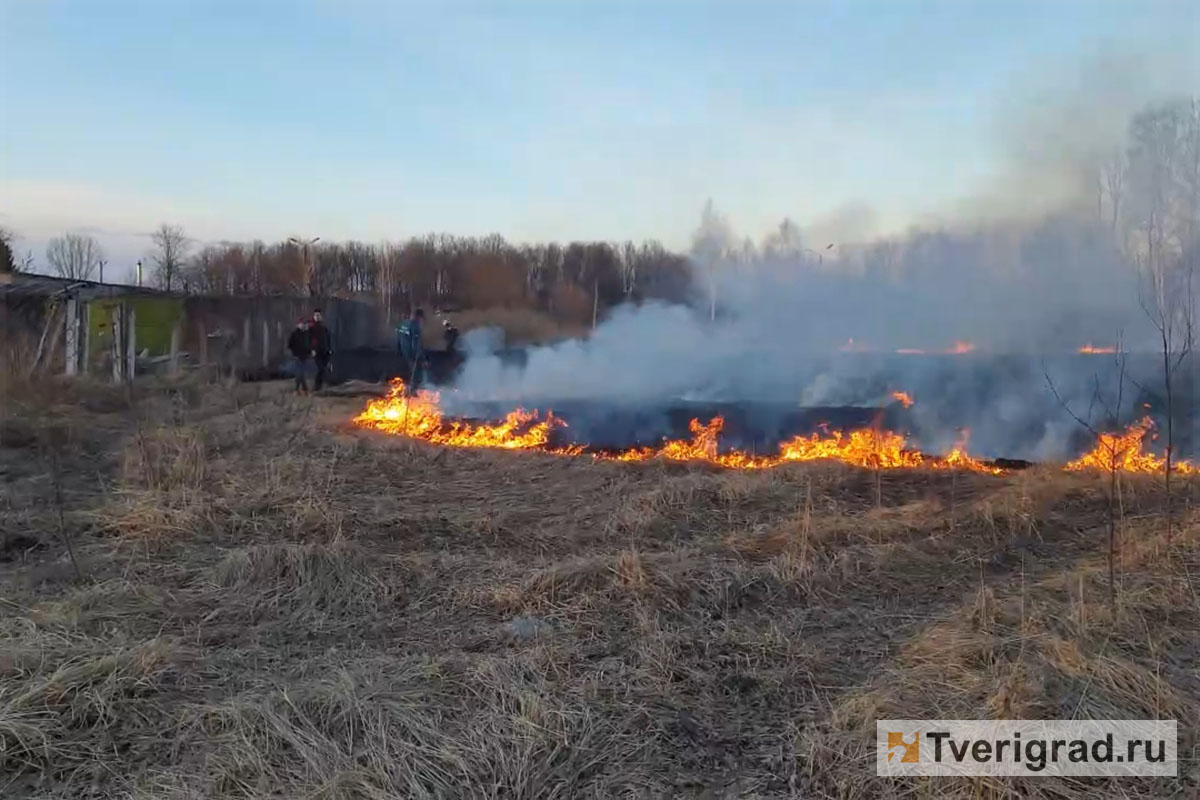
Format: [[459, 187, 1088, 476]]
[[10, 222, 695, 327], [179, 233, 693, 325], [1, 229, 109, 282]]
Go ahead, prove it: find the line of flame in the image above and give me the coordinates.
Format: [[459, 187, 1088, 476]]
[[353, 379, 1011, 474], [1065, 416, 1196, 475], [355, 380, 1197, 476]]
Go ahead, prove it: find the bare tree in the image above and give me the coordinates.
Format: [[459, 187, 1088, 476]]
[[151, 223, 189, 292], [1182, 99, 1200, 515], [692, 198, 732, 322], [1046, 336, 1129, 609], [1104, 149, 1127, 234], [620, 240, 638, 298], [1094, 148, 1127, 234], [1125, 101, 1198, 541], [764, 217, 803, 260], [45, 232, 104, 280], [0, 227, 15, 274]]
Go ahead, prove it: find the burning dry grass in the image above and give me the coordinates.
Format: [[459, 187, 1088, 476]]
[[1, 377, 1198, 797]]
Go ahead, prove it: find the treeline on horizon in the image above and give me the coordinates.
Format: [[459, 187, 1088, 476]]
[[0, 229, 698, 327], [2, 98, 1196, 335], [186, 235, 697, 324]]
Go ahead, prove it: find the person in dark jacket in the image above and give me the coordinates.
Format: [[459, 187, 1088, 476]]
[[396, 307, 426, 393], [442, 318, 460, 354], [310, 308, 333, 391], [287, 318, 314, 394]]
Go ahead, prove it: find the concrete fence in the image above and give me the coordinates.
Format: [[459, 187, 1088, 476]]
[[3, 274, 381, 382]]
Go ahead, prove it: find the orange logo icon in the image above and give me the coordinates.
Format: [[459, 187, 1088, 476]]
[[887, 732, 919, 763]]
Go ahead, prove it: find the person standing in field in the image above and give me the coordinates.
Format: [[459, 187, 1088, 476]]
[[287, 317, 315, 394], [309, 308, 333, 391], [396, 307, 426, 393], [442, 318, 460, 354]]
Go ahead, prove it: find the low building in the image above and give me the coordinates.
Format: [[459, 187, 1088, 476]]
[[2, 272, 380, 381]]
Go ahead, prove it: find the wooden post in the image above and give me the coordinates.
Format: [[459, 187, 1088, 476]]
[[262, 319, 270, 367], [40, 303, 67, 374], [169, 321, 182, 376], [30, 302, 61, 377], [242, 317, 251, 360]]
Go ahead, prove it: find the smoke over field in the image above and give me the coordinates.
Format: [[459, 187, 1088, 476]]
[[450, 304, 1193, 460], [447, 90, 1199, 462]]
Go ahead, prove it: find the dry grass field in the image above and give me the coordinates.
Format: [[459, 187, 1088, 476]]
[[2, 374, 1198, 798]]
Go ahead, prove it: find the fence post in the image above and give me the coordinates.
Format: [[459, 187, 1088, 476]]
[[111, 305, 123, 383], [170, 320, 182, 376], [80, 301, 90, 375], [64, 295, 79, 376], [124, 304, 137, 382]]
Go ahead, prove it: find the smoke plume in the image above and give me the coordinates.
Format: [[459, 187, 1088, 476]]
[[448, 66, 1198, 461]]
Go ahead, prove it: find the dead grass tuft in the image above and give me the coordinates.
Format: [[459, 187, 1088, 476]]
[[0, 635, 184, 784], [209, 541, 400, 620], [123, 425, 209, 492]]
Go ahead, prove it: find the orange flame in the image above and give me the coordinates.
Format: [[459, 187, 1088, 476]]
[[891, 391, 915, 408], [778, 427, 924, 469], [353, 379, 580, 452], [353, 379, 1003, 474], [929, 429, 1002, 475], [354, 380, 1196, 477], [1065, 417, 1196, 475], [1078, 344, 1117, 354], [946, 341, 975, 355]]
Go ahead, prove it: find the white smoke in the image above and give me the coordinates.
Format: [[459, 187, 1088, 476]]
[[446, 62, 1198, 460]]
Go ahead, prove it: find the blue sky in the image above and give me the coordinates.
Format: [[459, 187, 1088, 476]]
[[1, 0, 1195, 273]]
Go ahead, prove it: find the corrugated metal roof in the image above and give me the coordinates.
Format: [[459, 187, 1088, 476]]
[[0, 272, 178, 301]]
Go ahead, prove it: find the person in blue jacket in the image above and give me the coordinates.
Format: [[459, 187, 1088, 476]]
[[396, 307, 426, 393]]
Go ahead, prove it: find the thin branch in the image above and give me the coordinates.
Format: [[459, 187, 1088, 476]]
[[1044, 368, 1100, 438]]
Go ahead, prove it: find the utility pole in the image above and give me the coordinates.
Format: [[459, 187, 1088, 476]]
[[802, 245, 835, 266], [136, 260, 143, 287], [288, 236, 320, 296]]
